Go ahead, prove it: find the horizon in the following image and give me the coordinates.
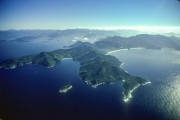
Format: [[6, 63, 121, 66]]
[[1, 26, 180, 30], [1, 26, 180, 35], [0, 0, 180, 30]]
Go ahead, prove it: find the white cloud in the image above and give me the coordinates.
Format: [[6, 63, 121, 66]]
[[83, 37, 88, 41]]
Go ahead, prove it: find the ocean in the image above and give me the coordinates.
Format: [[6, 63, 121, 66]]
[[0, 42, 180, 120]]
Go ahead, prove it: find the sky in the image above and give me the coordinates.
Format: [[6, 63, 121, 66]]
[[0, 0, 180, 30]]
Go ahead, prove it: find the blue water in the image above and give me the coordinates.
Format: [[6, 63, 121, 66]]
[[0, 42, 180, 120], [0, 60, 126, 120], [109, 49, 180, 120]]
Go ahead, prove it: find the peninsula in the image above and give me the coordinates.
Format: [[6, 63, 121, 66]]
[[0, 42, 150, 102]]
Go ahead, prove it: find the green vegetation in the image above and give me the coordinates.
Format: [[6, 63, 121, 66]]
[[32, 52, 61, 67], [0, 55, 34, 69], [79, 53, 123, 85], [0, 44, 150, 102], [122, 76, 148, 96]]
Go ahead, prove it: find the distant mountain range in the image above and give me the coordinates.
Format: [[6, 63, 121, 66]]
[[1, 29, 179, 46], [94, 34, 180, 51], [69, 34, 180, 51], [0, 29, 122, 42], [1, 30, 180, 102]]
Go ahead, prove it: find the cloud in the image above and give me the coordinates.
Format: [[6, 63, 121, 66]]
[[83, 37, 88, 41]]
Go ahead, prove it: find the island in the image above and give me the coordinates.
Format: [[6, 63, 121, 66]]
[[59, 84, 73, 93], [0, 42, 150, 102]]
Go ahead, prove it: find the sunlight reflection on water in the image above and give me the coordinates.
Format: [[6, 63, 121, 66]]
[[109, 48, 180, 120]]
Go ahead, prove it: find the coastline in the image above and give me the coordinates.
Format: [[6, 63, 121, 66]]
[[59, 85, 72, 93], [123, 81, 151, 102], [0, 61, 32, 69], [47, 63, 55, 68], [62, 58, 73, 60], [85, 81, 106, 88], [106, 49, 128, 55], [123, 84, 140, 103], [106, 47, 145, 55]]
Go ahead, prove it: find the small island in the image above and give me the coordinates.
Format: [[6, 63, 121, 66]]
[[0, 42, 150, 102], [59, 84, 73, 93]]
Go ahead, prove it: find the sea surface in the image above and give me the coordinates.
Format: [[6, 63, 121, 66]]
[[0, 42, 180, 120]]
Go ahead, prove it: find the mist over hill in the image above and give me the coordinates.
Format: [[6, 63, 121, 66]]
[[94, 34, 180, 50], [1, 29, 179, 44]]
